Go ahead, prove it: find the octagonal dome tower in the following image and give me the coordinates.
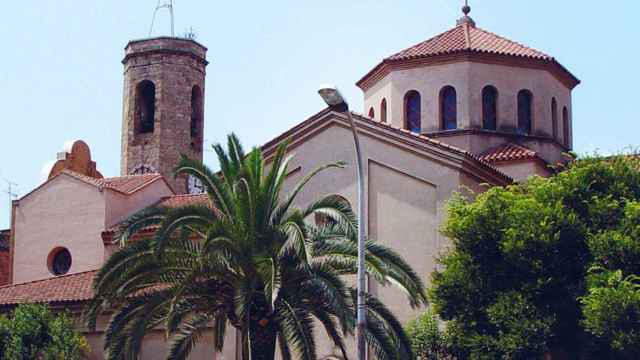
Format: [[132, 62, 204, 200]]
[[357, 6, 579, 167]]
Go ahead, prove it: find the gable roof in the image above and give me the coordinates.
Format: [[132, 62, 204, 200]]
[[357, 20, 579, 91], [18, 170, 167, 203], [261, 108, 513, 186], [479, 143, 542, 164], [0, 270, 96, 306]]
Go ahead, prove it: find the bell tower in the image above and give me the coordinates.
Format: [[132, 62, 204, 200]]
[[120, 37, 208, 193]]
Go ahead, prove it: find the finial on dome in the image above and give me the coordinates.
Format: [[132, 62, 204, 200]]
[[462, 0, 471, 15], [457, 0, 476, 27]]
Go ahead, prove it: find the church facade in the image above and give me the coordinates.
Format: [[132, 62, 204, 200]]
[[0, 6, 577, 360]]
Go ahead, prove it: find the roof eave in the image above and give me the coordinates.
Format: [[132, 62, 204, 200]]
[[356, 51, 580, 91]]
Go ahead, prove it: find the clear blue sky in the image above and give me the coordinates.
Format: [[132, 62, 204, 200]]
[[0, 0, 638, 228]]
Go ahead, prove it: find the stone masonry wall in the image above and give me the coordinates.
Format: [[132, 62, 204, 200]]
[[120, 38, 207, 193]]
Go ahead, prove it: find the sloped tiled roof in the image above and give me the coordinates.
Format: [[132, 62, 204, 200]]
[[62, 170, 163, 195], [387, 21, 552, 62], [0, 270, 96, 306], [479, 143, 540, 163], [157, 193, 210, 208], [357, 16, 579, 90]]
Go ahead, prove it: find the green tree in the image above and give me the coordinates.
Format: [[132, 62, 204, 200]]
[[429, 155, 640, 359], [87, 134, 427, 360], [405, 308, 448, 359], [0, 304, 89, 360]]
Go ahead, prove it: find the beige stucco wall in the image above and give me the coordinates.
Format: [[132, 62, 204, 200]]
[[363, 60, 573, 149], [79, 312, 238, 360], [84, 329, 233, 360], [272, 118, 495, 358], [12, 175, 107, 283], [494, 160, 552, 182]]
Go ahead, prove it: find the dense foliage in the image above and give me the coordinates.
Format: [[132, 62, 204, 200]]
[[429, 155, 640, 359], [87, 134, 427, 360], [0, 304, 89, 360], [405, 308, 450, 359]]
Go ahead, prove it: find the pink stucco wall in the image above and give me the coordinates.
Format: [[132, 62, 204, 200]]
[[12, 175, 107, 284], [104, 179, 173, 228]]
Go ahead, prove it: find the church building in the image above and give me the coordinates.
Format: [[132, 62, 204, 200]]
[[0, 5, 578, 359]]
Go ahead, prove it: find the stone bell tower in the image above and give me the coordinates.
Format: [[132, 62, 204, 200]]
[[120, 37, 208, 193]]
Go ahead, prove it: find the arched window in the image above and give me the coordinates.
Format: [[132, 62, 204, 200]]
[[135, 80, 156, 134], [551, 98, 558, 140], [191, 86, 203, 139], [440, 86, 457, 130], [368, 107, 375, 119], [404, 91, 421, 133], [380, 98, 387, 123], [482, 86, 498, 130], [517, 89, 533, 134], [563, 107, 570, 147]]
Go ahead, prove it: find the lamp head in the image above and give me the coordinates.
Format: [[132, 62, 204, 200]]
[[318, 84, 348, 109]]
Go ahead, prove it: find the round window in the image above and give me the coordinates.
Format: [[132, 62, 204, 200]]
[[48, 248, 72, 276]]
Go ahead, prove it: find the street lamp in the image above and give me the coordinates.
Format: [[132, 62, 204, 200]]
[[318, 85, 367, 360]]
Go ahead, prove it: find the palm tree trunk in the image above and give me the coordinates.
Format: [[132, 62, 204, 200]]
[[249, 317, 277, 360]]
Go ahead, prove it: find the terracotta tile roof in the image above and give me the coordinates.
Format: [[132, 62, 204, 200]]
[[157, 193, 210, 208], [357, 19, 579, 91], [0, 270, 97, 306], [62, 170, 163, 195], [479, 143, 540, 163], [387, 22, 551, 62]]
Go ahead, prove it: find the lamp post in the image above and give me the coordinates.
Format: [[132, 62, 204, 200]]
[[317, 85, 367, 360]]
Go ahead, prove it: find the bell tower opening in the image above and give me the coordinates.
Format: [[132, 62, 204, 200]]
[[135, 80, 156, 135], [190, 85, 203, 152], [120, 37, 208, 194]]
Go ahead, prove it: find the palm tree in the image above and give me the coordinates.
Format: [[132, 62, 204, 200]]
[[86, 134, 427, 360]]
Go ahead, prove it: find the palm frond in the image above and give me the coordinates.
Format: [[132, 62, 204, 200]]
[[167, 314, 212, 360], [277, 300, 317, 360]]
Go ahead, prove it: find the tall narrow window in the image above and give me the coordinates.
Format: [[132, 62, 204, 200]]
[[563, 107, 570, 147], [551, 98, 558, 140], [380, 98, 387, 123], [135, 80, 156, 134], [482, 86, 498, 130], [440, 86, 457, 130], [191, 86, 203, 139], [368, 107, 375, 119], [404, 91, 421, 133], [517, 89, 533, 134]]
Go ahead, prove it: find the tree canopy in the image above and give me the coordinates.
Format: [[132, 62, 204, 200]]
[[429, 155, 640, 359], [0, 304, 89, 360]]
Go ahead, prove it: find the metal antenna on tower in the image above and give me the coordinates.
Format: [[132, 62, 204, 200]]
[[2, 177, 18, 215], [149, 0, 175, 37]]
